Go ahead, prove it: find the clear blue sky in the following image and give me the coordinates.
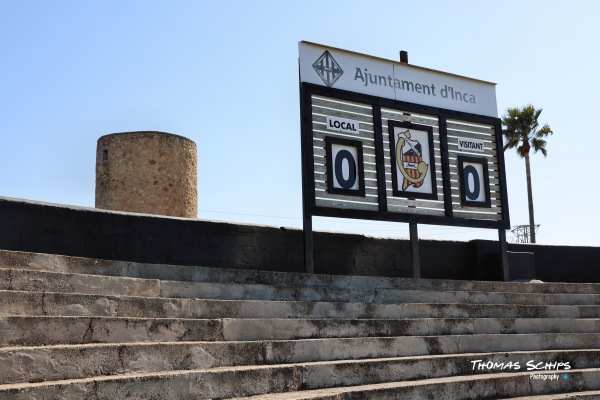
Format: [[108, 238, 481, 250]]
[[1, 1, 598, 245]]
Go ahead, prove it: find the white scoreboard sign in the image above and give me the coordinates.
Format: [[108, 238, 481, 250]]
[[299, 42, 510, 229], [299, 42, 498, 117]]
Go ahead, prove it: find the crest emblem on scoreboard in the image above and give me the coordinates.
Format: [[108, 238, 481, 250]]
[[388, 121, 438, 200], [312, 51, 344, 87], [396, 130, 428, 190]]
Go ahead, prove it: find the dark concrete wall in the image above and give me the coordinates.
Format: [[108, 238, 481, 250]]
[[1, 197, 598, 282], [473, 240, 600, 284], [0, 197, 473, 279]]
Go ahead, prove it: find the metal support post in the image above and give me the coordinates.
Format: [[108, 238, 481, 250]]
[[409, 222, 421, 278], [499, 228, 509, 281], [303, 215, 314, 274]]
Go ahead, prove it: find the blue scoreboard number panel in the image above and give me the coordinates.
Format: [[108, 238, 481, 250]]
[[457, 156, 491, 208], [325, 136, 366, 197]]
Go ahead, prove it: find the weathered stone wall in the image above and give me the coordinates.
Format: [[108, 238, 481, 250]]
[[96, 131, 197, 218]]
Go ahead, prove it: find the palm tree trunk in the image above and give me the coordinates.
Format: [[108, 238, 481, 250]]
[[524, 151, 536, 243]]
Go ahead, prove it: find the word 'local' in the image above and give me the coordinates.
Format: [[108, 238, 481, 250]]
[[326, 116, 360, 134]]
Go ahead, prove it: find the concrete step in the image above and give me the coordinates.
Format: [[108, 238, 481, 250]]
[[228, 369, 600, 400], [4, 316, 600, 347], [0, 268, 161, 298], [219, 317, 600, 341], [507, 390, 600, 399], [3, 290, 600, 319], [3, 333, 600, 385], [3, 249, 600, 295], [0, 316, 221, 346], [2, 367, 598, 400], [0, 339, 595, 387], [161, 280, 600, 306], [1, 249, 599, 398], [5, 268, 600, 307]]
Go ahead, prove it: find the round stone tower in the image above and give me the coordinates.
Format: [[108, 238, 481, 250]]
[[95, 131, 197, 218]]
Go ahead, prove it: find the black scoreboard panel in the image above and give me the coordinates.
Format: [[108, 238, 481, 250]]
[[301, 83, 510, 229]]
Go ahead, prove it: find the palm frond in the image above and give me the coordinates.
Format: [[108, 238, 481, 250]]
[[536, 124, 553, 138], [501, 104, 552, 159], [531, 138, 548, 156]]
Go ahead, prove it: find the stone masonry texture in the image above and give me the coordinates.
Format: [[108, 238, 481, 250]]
[[95, 131, 197, 218]]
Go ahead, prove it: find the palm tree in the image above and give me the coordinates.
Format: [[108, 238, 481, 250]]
[[501, 104, 552, 244]]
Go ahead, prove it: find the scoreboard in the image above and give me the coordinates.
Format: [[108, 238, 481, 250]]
[[299, 41, 510, 276]]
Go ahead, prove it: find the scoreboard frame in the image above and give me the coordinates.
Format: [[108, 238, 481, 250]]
[[299, 42, 511, 279], [301, 83, 510, 228]]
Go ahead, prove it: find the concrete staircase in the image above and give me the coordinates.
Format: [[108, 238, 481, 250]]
[[1, 250, 599, 399]]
